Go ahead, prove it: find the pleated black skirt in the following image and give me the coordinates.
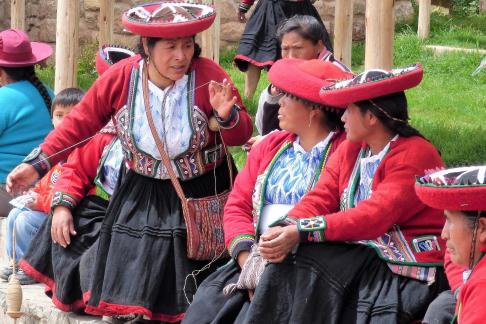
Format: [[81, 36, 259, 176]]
[[184, 242, 449, 324], [83, 162, 231, 322]]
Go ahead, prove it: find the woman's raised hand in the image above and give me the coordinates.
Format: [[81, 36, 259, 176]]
[[51, 206, 77, 248], [209, 79, 237, 121], [6, 163, 40, 195]]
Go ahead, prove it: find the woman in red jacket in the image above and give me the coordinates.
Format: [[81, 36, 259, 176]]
[[7, 2, 253, 321], [183, 58, 352, 323], [240, 65, 449, 323], [416, 166, 486, 324]]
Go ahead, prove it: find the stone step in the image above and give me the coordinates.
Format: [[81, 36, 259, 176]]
[[0, 217, 106, 324]]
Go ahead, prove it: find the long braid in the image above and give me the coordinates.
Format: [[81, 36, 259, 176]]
[[26, 67, 52, 114], [3, 65, 52, 114]]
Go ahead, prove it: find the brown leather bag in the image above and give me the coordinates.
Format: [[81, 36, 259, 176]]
[[142, 63, 230, 260]]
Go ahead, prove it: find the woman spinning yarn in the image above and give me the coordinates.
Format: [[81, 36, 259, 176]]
[[8, 2, 252, 321]]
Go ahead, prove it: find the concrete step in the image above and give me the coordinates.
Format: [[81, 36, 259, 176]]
[[0, 217, 106, 324]]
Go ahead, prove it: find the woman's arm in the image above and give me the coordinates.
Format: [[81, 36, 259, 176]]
[[51, 133, 116, 210]]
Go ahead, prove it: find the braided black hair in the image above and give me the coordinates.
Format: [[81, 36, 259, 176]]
[[2, 65, 52, 114], [355, 92, 426, 139]]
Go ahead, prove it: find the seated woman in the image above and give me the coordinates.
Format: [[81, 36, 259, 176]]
[[20, 124, 122, 312], [416, 166, 486, 324], [0, 28, 53, 216], [18, 41, 134, 311], [240, 65, 449, 323], [183, 58, 353, 323]]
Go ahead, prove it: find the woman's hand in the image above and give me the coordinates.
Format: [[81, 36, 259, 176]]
[[51, 206, 77, 248], [6, 163, 40, 195], [209, 79, 237, 120], [259, 225, 299, 263]]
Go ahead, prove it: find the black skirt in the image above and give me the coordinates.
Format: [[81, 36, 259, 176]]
[[83, 162, 231, 322], [234, 0, 332, 72], [20, 195, 108, 312], [184, 243, 449, 324]]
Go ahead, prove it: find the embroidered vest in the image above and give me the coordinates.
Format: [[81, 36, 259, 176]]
[[113, 66, 226, 180]]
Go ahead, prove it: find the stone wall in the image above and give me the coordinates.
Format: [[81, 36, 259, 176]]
[[0, 0, 414, 49]]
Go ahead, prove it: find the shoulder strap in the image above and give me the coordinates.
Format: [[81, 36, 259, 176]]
[[142, 62, 188, 205], [141, 62, 233, 206]]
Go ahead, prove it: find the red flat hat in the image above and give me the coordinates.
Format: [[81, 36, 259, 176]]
[[268, 58, 354, 108], [96, 44, 136, 76], [0, 28, 53, 67], [319, 64, 423, 108], [122, 2, 216, 38], [415, 166, 486, 211]]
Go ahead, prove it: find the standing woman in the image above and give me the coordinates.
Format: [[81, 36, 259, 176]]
[[245, 66, 449, 323], [235, 0, 332, 99], [7, 2, 252, 321], [0, 29, 53, 216]]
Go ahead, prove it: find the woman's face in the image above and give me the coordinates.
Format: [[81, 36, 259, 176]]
[[442, 210, 477, 266], [341, 103, 372, 142], [278, 94, 312, 134], [280, 31, 323, 60], [145, 37, 195, 83]]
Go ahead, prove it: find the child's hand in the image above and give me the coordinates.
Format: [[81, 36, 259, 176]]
[[51, 206, 77, 248]]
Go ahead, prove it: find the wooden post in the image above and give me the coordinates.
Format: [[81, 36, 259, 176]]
[[333, 0, 353, 67], [200, 0, 220, 63], [55, 0, 79, 93], [10, 0, 25, 30], [364, 0, 395, 70], [99, 0, 114, 47], [417, 0, 431, 39]]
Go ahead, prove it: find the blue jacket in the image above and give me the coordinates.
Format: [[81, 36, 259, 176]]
[[0, 80, 53, 183]]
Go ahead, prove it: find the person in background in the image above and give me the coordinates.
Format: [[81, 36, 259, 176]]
[[235, 0, 332, 99], [254, 15, 351, 138], [0, 87, 83, 285], [0, 28, 53, 216], [416, 166, 486, 324]]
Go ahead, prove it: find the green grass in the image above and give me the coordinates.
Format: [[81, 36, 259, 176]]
[[36, 12, 486, 168]]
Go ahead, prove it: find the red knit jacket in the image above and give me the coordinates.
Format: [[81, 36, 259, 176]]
[[224, 130, 345, 258], [288, 136, 446, 265], [457, 247, 486, 324], [36, 56, 252, 168], [51, 132, 116, 210]]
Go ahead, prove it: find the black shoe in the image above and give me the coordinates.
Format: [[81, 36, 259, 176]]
[[0, 265, 13, 281]]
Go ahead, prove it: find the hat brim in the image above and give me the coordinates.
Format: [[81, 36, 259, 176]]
[[96, 45, 136, 76], [415, 184, 486, 211], [269, 59, 340, 107], [122, 2, 216, 38], [0, 41, 53, 67], [319, 64, 423, 108]]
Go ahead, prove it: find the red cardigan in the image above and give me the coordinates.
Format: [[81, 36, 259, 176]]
[[51, 132, 116, 210], [224, 130, 345, 258], [457, 247, 486, 324], [34, 56, 252, 169], [288, 136, 446, 265]]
